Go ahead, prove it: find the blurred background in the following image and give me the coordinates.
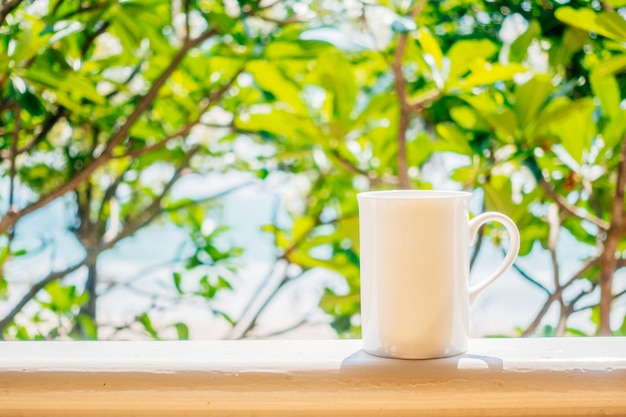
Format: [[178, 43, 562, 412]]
[[1, 0, 626, 340]]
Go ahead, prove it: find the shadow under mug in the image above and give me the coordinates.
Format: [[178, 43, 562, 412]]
[[357, 190, 520, 360]]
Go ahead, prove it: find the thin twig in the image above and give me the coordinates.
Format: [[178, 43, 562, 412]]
[[508, 258, 551, 296], [328, 149, 396, 187], [253, 315, 321, 339], [164, 180, 255, 213], [613, 287, 626, 301], [95, 163, 135, 230], [539, 178, 609, 230], [107, 147, 201, 246], [81, 21, 110, 57], [568, 283, 597, 311], [522, 256, 600, 336], [115, 67, 243, 161], [0, 259, 88, 334], [547, 203, 566, 335]]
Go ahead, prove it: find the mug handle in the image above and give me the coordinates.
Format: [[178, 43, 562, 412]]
[[468, 212, 520, 305]]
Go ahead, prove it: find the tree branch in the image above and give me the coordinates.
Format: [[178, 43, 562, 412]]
[[390, 0, 426, 190], [597, 136, 626, 335], [0, 259, 88, 335], [507, 257, 551, 296], [522, 256, 599, 336], [81, 21, 110, 58], [116, 67, 243, 161], [163, 180, 255, 213], [0, 108, 67, 160], [253, 315, 317, 339], [0, 0, 23, 26], [539, 178, 609, 230], [328, 149, 397, 187], [0, 27, 219, 235], [105, 147, 200, 247], [391, 31, 411, 189], [95, 163, 135, 231]]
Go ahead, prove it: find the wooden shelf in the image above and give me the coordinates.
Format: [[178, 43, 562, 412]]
[[1, 338, 625, 416]]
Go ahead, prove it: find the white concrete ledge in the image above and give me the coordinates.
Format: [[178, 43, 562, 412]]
[[1, 338, 626, 416]]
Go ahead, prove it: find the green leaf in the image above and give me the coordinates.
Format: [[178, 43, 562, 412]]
[[316, 50, 356, 123], [174, 322, 189, 340], [602, 116, 626, 150], [217, 276, 233, 290], [44, 281, 74, 313], [263, 40, 332, 59], [461, 63, 527, 90], [77, 315, 98, 340], [483, 180, 518, 219], [519, 223, 548, 256], [565, 327, 589, 337], [408, 132, 433, 168], [235, 107, 322, 144], [482, 110, 518, 140], [550, 28, 587, 68], [0, 276, 8, 300], [514, 74, 553, 127], [537, 98, 596, 164], [205, 11, 238, 33], [450, 106, 490, 132], [10, 77, 45, 116], [217, 311, 236, 326], [590, 74, 621, 120], [24, 67, 105, 104], [435, 122, 472, 155], [292, 216, 315, 243], [138, 313, 159, 339], [248, 61, 307, 114], [173, 272, 183, 294], [555, 7, 626, 42], [319, 289, 360, 315], [591, 54, 626, 79], [509, 20, 541, 63], [330, 314, 352, 333], [447, 39, 498, 81], [591, 306, 600, 327], [9, 15, 51, 64], [416, 27, 443, 70]]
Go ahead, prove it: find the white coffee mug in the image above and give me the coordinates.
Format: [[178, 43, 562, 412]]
[[358, 190, 520, 359]]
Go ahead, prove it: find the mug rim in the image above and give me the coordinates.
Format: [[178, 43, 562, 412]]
[[357, 189, 471, 199]]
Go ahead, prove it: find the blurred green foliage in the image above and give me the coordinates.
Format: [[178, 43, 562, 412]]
[[1, 0, 626, 339]]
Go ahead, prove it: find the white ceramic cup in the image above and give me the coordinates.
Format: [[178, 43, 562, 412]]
[[358, 190, 520, 359]]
